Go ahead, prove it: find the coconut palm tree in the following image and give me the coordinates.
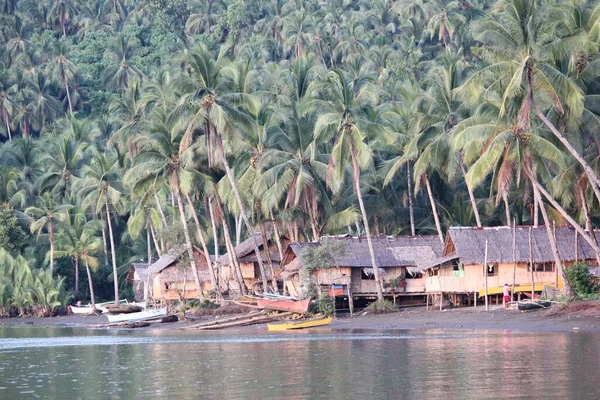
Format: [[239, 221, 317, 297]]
[[25, 192, 71, 275], [77, 149, 125, 304], [310, 68, 384, 302], [45, 42, 77, 115]]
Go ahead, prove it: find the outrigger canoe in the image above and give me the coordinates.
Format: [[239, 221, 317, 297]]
[[267, 316, 332, 331], [256, 297, 311, 313], [106, 308, 167, 323], [517, 301, 552, 311]]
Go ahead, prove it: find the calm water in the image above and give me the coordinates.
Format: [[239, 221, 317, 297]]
[[0, 326, 599, 399]]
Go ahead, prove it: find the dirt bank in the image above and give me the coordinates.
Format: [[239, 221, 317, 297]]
[[2, 302, 599, 333]]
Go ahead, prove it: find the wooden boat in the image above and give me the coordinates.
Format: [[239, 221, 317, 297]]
[[256, 297, 311, 313], [106, 308, 167, 323], [517, 301, 552, 311], [267, 316, 332, 331]]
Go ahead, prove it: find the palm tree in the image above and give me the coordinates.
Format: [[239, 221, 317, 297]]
[[25, 192, 70, 275], [177, 45, 272, 292], [124, 110, 205, 298], [45, 42, 76, 114], [310, 69, 384, 302], [48, 0, 77, 37], [102, 34, 142, 91], [77, 150, 125, 304], [469, 0, 600, 204]]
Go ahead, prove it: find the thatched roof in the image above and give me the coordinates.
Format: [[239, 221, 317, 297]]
[[147, 245, 210, 279], [288, 235, 443, 269], [130, 263, 149, 281], [443, 226, 599, 265], [217, 232, 281, 265]]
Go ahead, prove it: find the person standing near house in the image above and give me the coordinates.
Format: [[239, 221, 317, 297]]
[[503, 284, 511, 308]]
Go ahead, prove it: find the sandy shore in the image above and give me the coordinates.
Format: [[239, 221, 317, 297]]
[[2, 302, 599, 333]]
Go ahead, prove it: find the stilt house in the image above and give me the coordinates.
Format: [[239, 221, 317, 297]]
[[216, 232, 290, 293], [147, 246, 213, 301], [281, 235, 443, 304], [126, 263, 149, 302], [423, 226, 600, 305]]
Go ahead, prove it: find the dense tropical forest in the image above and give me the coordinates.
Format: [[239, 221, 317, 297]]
[[1, 0, 600, 313]]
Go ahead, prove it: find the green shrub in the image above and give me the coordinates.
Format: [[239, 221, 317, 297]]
[[316, 296, 335, 316], [565, 262, 599, 298], [366, 300, 397, 314]]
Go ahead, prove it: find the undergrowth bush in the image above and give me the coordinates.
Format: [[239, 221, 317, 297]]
[[565, 263, 599, 298], [366, 300, 397, 314]]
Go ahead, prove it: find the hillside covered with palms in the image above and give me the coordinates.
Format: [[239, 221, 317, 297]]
[[1, 0, 600, 312]]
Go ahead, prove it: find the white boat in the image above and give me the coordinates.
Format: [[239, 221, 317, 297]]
[[70, 300, 130, 315], [107, 308, 167, 324]]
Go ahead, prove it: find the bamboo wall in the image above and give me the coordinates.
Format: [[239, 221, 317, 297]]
[[425, 262, 559, 293]]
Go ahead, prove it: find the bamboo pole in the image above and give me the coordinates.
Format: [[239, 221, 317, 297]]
[[512, 219, 517, 302], [575, 229, 579, 261], [529, 226, 534, 300], [484, 240, 489, 311], [553, 221, 559, 286]]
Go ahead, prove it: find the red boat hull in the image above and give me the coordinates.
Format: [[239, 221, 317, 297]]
[[256, 297, 310, 313]]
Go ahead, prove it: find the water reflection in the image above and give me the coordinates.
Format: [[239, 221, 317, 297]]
[[0, 327, 598, 399]]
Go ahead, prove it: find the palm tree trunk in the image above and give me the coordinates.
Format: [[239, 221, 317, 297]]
[[460, 160, 481, 227], [84, 256, 96, 311], [105, 197, 119, 303], [528, 173, 600, 259], [74, 256, 79, 293], [503, 191, 511, 226], [154, 191, 168, 228], [220, 145, 269, 292], [149, 222, 161, 256], [535, 108, 600, 203], [101, 223, 109, 267], [175, 184, 203, 300], [208, 197, 219, 259], [185, 192, 220, 298], [49, 220, 55, 276], [533, 186, 571, 296], [3, 109, 11, 141], [235, 214, 242, 246], [407, 163, 415, 236], [260, 221, 279, 293], [269, 210, 285, 261], [351, 148, 384, 302], [220, 214, 247, 295], [215, 192, 246, 295], [147, 225, 152, 266], [580, 187, 593, 232], [424, 175, 444, 246], [65, 82, 73, 115]]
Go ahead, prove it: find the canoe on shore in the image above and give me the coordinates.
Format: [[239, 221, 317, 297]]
[[256, 297, 310, 314], [106, 308, 167, 323], [267, 316, 332, 331], [518, 301, 552, 311]]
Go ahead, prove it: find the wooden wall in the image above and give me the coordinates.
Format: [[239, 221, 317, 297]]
[[425, 262, 560, 294]]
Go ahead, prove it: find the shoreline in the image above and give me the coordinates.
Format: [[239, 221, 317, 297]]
[[2, 304, 599, 333]]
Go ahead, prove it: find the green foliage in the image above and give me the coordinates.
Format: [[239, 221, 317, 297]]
[[0, 206, 27, 255], [366, 300, 397, 314], [316, 296, 335, 316], [565, 263, 599, 298], [301, 238, 346, 273]]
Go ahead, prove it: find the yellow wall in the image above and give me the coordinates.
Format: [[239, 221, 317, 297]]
[[425, 262, 560, 294]]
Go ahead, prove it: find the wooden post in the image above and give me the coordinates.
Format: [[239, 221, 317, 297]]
[[426, 294, 429, 310], [512, 219, 517, 301], [529, 226, 534, 300], [553, 221, 559, 286], [484, 240, 489, 311], [474, 292, 477, 308], [439, 292, 443, 311], [575, 229, 579, 261], [347, 281, 354, 317]]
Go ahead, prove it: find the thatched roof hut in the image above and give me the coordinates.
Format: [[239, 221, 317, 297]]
[[217, 232, 287, 266], [437, 226, 599, 266]]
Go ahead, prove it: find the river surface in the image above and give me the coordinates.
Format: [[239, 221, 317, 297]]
[[0, 326, 599, 399]]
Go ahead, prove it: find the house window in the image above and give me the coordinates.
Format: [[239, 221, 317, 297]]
[[527, 262, 554, 272], [486, 263, 497, 276], [406, 272, 423, 279], [361, 270, 376, 280]]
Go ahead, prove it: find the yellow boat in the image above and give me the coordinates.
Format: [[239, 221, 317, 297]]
[[267, 316, 333, 332]]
